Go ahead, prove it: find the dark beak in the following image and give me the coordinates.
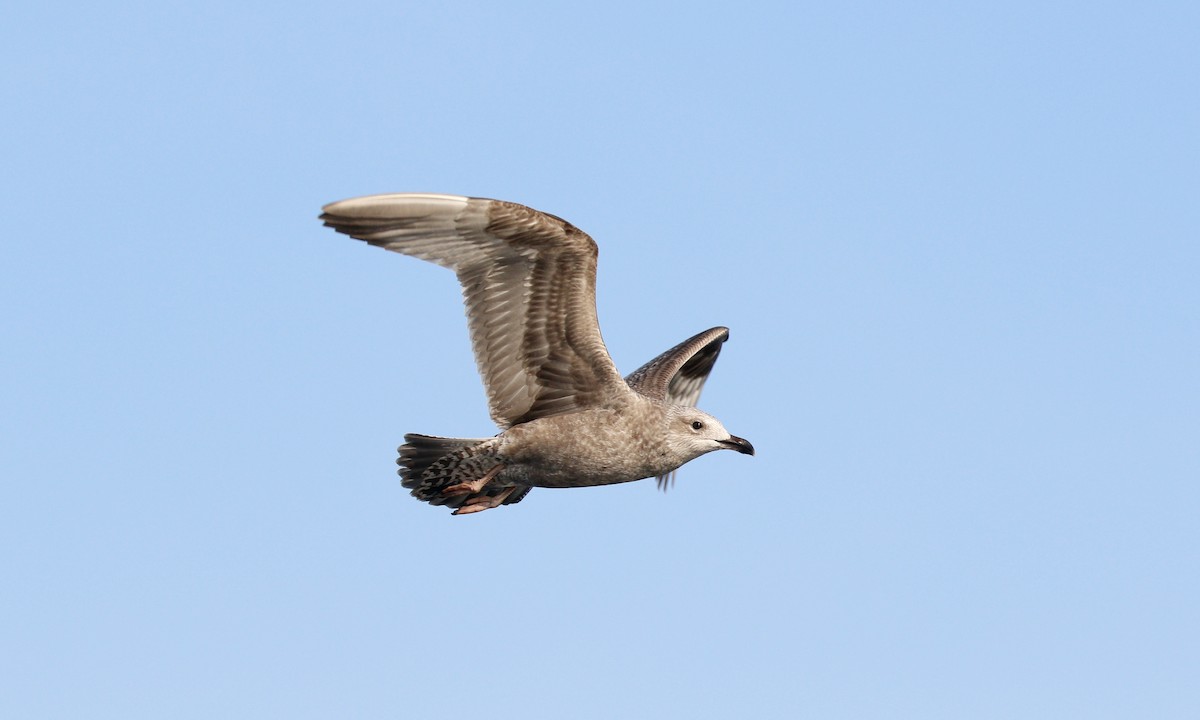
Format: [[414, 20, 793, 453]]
[[720, 435, 755, 456]]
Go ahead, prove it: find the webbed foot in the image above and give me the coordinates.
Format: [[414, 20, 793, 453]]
[[451, 486, 517, 516]]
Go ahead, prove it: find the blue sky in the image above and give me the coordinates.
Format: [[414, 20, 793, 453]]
[[3, 2, 1197, 718]]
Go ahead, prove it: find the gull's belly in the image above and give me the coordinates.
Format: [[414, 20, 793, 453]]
[[497, 406, 672, 489]]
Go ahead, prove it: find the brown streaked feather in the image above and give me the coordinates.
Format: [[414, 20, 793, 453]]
[[624, 326, 730, 490], [625, 326, 729, 405], [320, 194, 629, 428]]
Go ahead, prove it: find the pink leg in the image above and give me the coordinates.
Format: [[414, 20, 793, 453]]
[[452, 486, 518, 516], [442, 463, 505, 497]]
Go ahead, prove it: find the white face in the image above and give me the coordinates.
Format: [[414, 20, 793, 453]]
[[666, 406, 735, 461]]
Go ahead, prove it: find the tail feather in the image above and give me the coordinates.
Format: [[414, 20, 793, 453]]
[[397, 433, 531, 510]]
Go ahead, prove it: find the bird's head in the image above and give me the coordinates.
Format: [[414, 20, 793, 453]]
[[664, 406, 755, 462]]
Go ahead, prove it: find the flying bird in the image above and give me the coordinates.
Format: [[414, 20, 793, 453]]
[[320, 193, 754, 515]]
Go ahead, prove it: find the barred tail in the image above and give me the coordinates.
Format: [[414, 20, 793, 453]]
[[397, 433, 531, 510]]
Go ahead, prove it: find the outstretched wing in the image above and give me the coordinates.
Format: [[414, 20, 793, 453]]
[[625, 326, 729, 405], [321, 193, 628, 427], [625, 326, 730, 489]]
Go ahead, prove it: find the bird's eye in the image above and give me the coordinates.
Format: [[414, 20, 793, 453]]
[[691, 420, 704, 430]]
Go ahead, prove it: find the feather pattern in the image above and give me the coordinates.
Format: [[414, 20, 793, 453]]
[[321, 194, 629, 428], [625, 326, 729, 405]]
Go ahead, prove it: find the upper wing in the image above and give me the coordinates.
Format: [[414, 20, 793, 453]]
[[321, 193, 628, 427], [625, 326, 729, 406], [625, 326, 730, 490]]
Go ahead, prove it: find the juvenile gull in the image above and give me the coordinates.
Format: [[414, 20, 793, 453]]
[[320, 193, 754, 515]]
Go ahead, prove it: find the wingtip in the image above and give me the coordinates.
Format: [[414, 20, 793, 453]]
[[697, 326, 731, 344], [319, 192, 471, 219]]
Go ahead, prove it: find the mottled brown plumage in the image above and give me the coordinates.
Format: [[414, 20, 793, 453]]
[[320, 193, 753, 514]]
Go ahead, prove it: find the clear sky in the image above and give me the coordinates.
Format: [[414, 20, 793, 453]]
[[3, 2, 1197, 718]]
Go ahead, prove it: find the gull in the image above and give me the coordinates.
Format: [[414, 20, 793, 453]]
[[320, 193, 754, 515]]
